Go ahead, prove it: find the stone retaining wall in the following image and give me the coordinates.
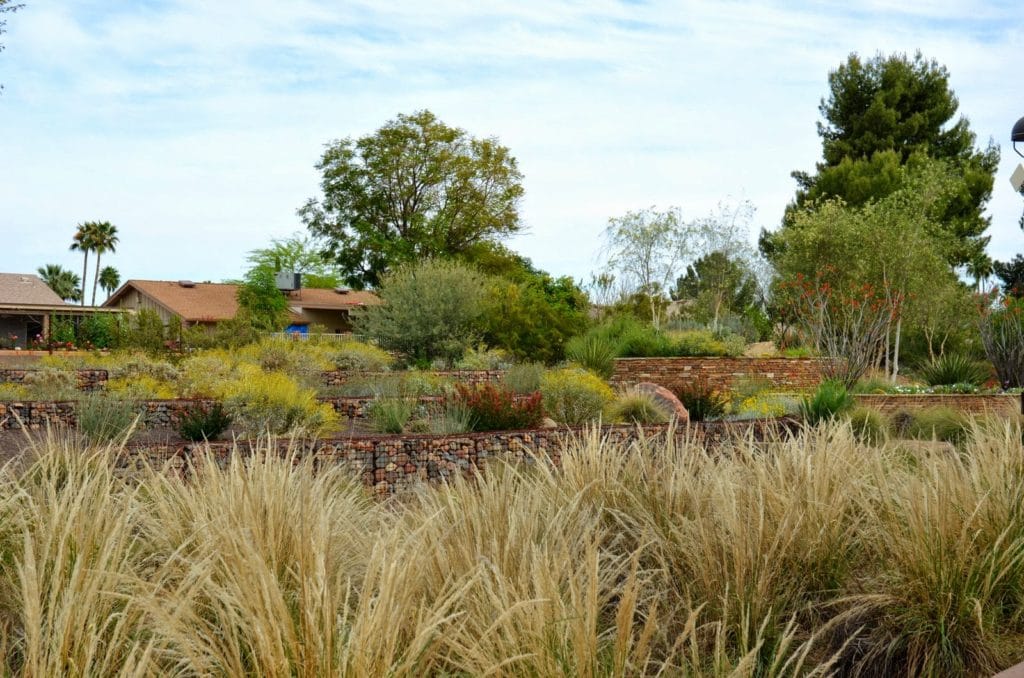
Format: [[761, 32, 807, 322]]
[[0, 368, 108, 391], [121, 419, 797, 495], [0, 401, 76, 430], [612, 357, 831, 391], [854, 393, 1022, 417], [320, 369, 504, 388]]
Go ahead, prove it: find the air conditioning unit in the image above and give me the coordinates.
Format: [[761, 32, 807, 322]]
[[275, 271, 301, 291]]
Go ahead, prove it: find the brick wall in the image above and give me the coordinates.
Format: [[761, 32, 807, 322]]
[[0, 369, 108, 391], [611, 357, 831, 391], [120, 419, 796, 495], [320, 369, 504, 387], [854, 394, 1022, 417]]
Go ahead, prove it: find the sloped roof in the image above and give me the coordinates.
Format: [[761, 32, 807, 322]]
[[284, 287, 381, 309], [105, 280, 241, 322], [0, 273, 66, 306]]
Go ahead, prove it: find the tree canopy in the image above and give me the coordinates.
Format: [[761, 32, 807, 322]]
[[246, 233, 344, 289], [766, 51, 999, 269], [299, 110, 525, 289]]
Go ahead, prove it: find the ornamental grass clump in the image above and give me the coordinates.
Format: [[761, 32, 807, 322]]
[[799, 379, 854, 425], [366, 396, 416, 434], [453, 383, 543, 431], [501, 362, 545, 395], [20, 368, 77, 401], [76, 393, 139, 445], [671, 377, 727, 422], [564, 333, 618, 378], [539, 367, 614, 426], [918, 352, 992, 387], [608, 390, 670, 424]]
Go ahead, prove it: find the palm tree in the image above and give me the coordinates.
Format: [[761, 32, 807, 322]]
[[88, 221, 119, 306], [70, 222, 96, 307], [37, 264, 82, 303], [98, 266, 120, 301]]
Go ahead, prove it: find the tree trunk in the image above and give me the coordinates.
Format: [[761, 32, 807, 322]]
[[80, 252, 88, 306], [891, 316, 902, 383], [91, 253, 102, 307]]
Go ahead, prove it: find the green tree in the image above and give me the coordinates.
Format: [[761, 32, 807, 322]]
[[246, 232, 344, 289], [299, 110, 525, 288], [767, 51, 999, 268], [98, 266, 120, 300], [237, 267, 289, 331], [88, 221, 118, 306], [69, 223, 95, 307], [601, 207, 692, 329], [353, 259, 487, 367], [36, 264, 81, 302], [994, 255, 1024, 298], [673, 251, 759, 332]]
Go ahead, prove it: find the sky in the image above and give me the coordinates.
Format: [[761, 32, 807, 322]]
[[1, 0, 1023, 295]]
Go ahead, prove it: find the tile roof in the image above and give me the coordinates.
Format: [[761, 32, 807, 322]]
[[0, 273, 66, 306], [107, 280, 241, 322], [284, 287, 382, 309]]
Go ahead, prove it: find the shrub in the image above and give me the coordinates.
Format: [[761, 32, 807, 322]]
[[564, 334, 617, 378], [239, 338, 333, 387], [329, 340, 393, 372], [123, 308, 167, 353], [21, 368, 78, 401], [78, 314, 120, 349], [176, 403, 233, 441], [353, 259, 487, 367], [455, 345, 512, 370], [799, 379, 854, 425], [618, 325, 678, 357], [502, 362, 545, 395], [107, 375, 177, 400], [0, 383, 26, 400], [366, 397, 416, 434], [918, 353, 991, 387], [851, 375, 893, 394], [671, 329, 743, 357], [179, 351, 239, 398], [77, 394, 139, 444], [428, 400, 477, 434], [906, 407, 969, 443], [453, 383, 543, 431], [220, 367, 338, 437], [847, 407, 888, 444], [672, 378, 728, 422], [540, 368, 614, 426], [978, 294, 1024, 387], [608, 391, 669, 425], [730, 393, 790, 420], [108, 354, 180, 383]]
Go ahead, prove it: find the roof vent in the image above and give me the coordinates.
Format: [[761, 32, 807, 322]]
[[178, 280, 196, 288], [334, 286, 351, 294]]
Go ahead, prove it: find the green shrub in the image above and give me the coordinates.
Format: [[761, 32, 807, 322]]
[[618, 326, 678, 357], [353, 259, 487, 367], [608, 391, 670, 424], [455, 345, 512, 370], [107, 375, 178, 400], [453, 383, 543, 431], [540, 368, 614, 426], [77, 394, 139, 444], [564, 334, 617, 379], [0, 383, 26, 400], [918, 353, 991, 387], [847, 407, 888, 444], [671, 329, 743, 357], [502, 363, 545, 395], [851, 376, 893, 394], [21, 368, 78, 401], [729, 393, 792, 420], [78, 314, 120, 349], [672, 378, 728, 422], [906, 407, 969, 443], [329, 340, 393, 372], [220, 366, 338, 437], [366, 397, 416, 434], [799, 379, 854, 425], [176, 403, 233, 442], [179, 351, 240, 398], [108, 354, 180, 383], [123, 308, 167, 353]]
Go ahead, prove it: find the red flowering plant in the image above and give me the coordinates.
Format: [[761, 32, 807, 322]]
[[779, 268, 902, 387], [976, 290, 1024, 389], [452, 382, 543, 431]]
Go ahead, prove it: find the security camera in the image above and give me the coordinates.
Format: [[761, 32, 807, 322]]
[[1012, 164, 1024, 194]]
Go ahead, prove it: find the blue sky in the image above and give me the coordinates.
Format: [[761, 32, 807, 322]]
[[1, 0, 1022, 291]]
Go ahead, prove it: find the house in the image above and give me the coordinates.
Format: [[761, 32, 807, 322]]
[[103, 279, 380, 333], [0, 272, 118, 348]]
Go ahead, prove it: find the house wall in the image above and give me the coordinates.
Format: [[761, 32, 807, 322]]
[[108, 289, 178, 325], [0, 315, 27, 347], [294, 308, 352, 333]]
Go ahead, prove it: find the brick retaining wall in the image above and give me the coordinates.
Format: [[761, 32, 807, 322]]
[[612, 357, 831, 391], [0, 401, 76, 430], [121, 419, 796, 495], [854, 393, 1022, 417], [0, 369, 108, 391]]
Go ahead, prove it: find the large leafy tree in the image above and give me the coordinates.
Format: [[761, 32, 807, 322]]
[[299, 110, 525, 289], [673, 251, 759, 331], [236, 267, 289, 331], [765, 51, 999, 269], [246, 233, 344, 289], [37, 264, 81, 302]]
